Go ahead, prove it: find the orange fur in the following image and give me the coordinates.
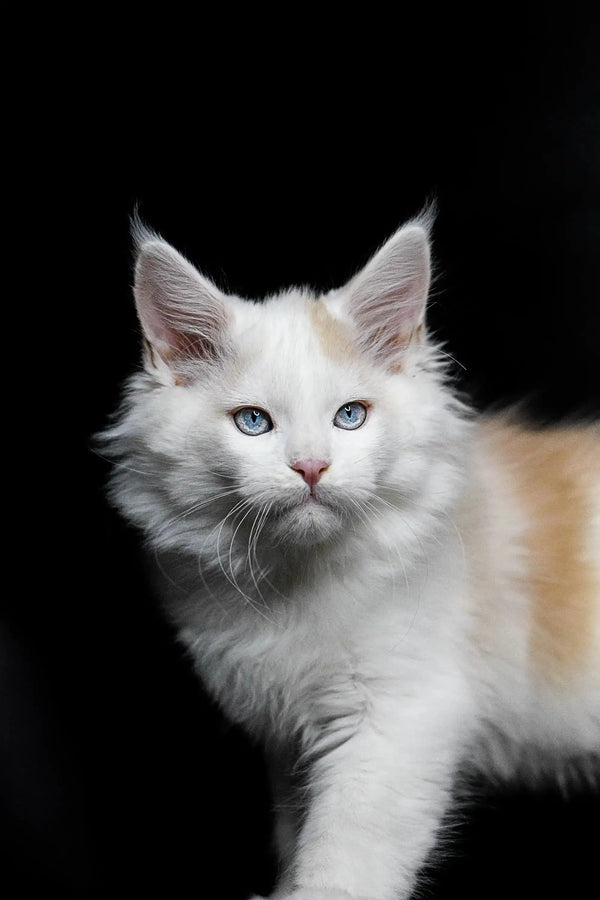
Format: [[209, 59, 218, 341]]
[[310, 301, 360, 364], [481, 418, 600, 686]]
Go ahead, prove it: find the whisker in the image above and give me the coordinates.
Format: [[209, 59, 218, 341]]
[[91, 448, 166, 479], [212, 499, 275, 622], [436, 348, 467, 372], [152, 487, 243, 546], [346, 495, 374, 530], [214, 497, 250, 581], [246, 502, 272, 605], [172, 487, 241, 522], [204, 468, 238, 481], [228, 504, 256, 590]]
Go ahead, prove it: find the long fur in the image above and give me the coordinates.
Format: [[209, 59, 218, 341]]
[[99, 214, 599, 900]]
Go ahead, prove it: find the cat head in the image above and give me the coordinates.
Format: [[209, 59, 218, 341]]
[[104, 211, 467, 562]]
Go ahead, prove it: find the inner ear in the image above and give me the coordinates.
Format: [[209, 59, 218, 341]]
[[345, 218, 431, 370], [132, 222, 230, 381]]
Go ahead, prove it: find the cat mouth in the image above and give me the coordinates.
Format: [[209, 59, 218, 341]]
[[298, 486, 335, 510], [276, 486, 337, 518], [296, 489, 341, 520], [301, 492, 322, 505]]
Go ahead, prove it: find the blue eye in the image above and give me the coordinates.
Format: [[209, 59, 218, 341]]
[[233, 407, 273, 436], [333, 401, 368, 430]]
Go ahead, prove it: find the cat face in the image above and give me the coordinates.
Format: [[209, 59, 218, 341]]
[[106, 212, 466, 558], [197, 291, 409, 546]]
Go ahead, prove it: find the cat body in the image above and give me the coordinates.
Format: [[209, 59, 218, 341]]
[[102, 215, 599, 899]]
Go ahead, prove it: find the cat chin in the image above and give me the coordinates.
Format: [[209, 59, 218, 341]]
[[271, 498, 344, 547]]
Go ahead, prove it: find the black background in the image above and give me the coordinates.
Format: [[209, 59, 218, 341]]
[[3, 14, 600, 900]]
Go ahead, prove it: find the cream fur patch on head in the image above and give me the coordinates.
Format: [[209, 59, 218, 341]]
[[310, 300, 360, 365]]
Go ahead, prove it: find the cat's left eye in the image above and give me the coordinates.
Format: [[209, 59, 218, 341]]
[[333, 401, 368, 430], [233, 407, 273, 436]]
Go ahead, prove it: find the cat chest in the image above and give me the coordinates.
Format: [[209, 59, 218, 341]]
[[195, 617, 362, 739], [186, 585, 453, 748]]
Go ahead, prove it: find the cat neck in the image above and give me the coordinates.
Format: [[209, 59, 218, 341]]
[[154, 494, 462, 633]]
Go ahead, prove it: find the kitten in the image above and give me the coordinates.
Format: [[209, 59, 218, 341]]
[[100, 212, 599, 900]]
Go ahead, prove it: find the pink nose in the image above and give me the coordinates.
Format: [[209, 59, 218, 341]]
[[290, 459, 329, 489]]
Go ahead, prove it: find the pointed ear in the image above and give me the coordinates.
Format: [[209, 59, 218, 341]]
[[132, 219, 230, 383], [344, 216, 432, 371]]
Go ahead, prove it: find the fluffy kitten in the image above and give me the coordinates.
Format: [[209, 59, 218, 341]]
[[101, 212, 599, 900]]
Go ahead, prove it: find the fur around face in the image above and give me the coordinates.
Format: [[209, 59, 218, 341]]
[[101, 214, 600, 900]]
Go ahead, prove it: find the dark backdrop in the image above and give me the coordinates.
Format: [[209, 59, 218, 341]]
[[4, 15, 599, 900]]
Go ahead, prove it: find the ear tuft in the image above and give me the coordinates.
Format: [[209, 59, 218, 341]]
[[345, 211, 433, 370], [131, 216, 230, 381]]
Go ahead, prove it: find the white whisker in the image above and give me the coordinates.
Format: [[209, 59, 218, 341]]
[[246, 502, 273, 606], [211, 498, 276, 622]]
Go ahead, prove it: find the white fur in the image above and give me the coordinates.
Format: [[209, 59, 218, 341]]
[[100, 216, 599, 900]]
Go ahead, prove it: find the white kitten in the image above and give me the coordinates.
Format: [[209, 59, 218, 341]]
[[100, 212, 599, 900]]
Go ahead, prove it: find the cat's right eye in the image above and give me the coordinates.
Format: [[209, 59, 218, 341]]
[[233, 407, 273, 436]]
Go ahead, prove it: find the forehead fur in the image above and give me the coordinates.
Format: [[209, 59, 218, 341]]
[[309, 299, 361, 365], [230, 291, 360, 369], [223, 291, 374, 412]]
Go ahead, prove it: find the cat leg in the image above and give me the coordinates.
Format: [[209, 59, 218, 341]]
[[266, 749, 303, 898], [283, 692, 464, 900]]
